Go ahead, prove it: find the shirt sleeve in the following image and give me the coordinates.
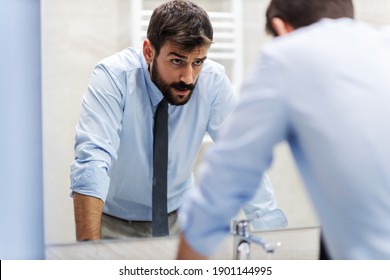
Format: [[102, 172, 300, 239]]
[[242, 173, 288, 231], [242, 173, 277, 218], [70, 63, 125, 201], [205, 72, 239, 141], [179, 48, 290, 257]]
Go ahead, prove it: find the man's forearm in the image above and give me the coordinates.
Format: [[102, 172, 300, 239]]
[[73, 192, 104, 241]]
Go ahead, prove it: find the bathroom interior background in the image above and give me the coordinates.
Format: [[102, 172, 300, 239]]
[[41, 0, 390, 245]]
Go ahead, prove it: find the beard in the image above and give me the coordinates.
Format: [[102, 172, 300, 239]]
[[150, 58, 196, 106]]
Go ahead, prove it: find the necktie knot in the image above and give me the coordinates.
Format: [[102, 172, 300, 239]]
[[154, 98, 168, 137], [158, 98, 168, 108]]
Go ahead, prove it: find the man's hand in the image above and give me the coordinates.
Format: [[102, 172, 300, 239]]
[[73, 192, 104, 241], [176, 233, 208, 260]]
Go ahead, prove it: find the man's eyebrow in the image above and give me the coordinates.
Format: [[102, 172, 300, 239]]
[[168, 52, 187, 59], [168, 51, 207, 61], [197, 56, 208, 61]]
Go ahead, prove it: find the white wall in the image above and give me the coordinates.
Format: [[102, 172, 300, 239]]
[[42, 0, 390, 244], [42, 0, 132, 244]]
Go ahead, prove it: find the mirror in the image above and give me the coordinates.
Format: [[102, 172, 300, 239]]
[[42, 0, 390, 245]]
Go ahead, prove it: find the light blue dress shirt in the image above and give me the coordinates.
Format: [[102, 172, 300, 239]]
[[70, 48, 282, 223], [180, 18, 390, 259], [70, 48, 237, 220]]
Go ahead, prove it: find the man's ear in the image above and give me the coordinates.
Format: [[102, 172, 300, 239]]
[[143, 39, 154, 64], [271, 17, 294, 36]]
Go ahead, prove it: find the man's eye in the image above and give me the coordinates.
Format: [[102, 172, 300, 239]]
[[171, 59, 182, 65], [193, 60, 204, 66]]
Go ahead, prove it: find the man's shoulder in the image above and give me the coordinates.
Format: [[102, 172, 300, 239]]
[[202, 59, 225, 74], [97, 48, 144, 75], [262, 19, 365, 60], [198, 59, 227, 84]]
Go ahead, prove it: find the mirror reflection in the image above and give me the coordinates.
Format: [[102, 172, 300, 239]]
[[42, 0, 388, 245]]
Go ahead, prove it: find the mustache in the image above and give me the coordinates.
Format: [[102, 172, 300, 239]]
[[171, 81, 195, 91]]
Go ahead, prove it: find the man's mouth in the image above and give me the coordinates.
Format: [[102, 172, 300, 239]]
[[174, 88, 190, 95]]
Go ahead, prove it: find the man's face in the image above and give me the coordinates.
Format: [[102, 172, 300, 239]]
[[149, 41, 208, 106]]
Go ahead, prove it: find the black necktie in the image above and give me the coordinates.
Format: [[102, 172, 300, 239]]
[[152, 98, 169, 237]]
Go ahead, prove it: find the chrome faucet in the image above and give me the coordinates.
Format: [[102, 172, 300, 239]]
[[232, 219, 281, 260]]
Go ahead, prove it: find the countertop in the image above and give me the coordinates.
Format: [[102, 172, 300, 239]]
[[45, 226, 320, 260]]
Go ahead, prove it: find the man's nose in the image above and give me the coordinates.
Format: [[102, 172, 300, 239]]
[[180, 65, 194, 85]]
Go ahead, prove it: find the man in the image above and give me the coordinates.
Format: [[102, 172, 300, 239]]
[[70, 0, 283, 241], [177, 0, 390, 259]]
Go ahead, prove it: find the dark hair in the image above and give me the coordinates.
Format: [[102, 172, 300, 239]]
[[266, 0, 354, 36], [147, 0, 213, 55]]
